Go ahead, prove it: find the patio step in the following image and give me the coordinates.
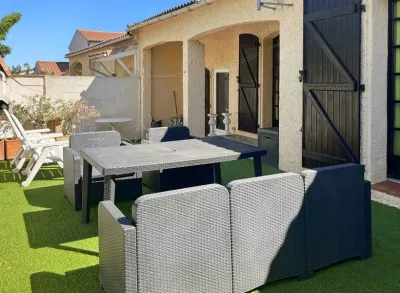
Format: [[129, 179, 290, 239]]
[[372, 180, 400, 210]]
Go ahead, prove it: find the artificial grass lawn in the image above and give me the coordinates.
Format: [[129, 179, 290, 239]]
[[0, 160, 399, 293]]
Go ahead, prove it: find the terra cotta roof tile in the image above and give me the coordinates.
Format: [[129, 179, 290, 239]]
[[35, 61, 69, 76], [0, 57, 12, 77], [77, 29, 126, 42]]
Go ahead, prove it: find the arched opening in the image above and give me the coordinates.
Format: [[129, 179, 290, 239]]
[[70, 62, 82, 76], [149, 41, 183, 126], [194, 21, 279, 137]]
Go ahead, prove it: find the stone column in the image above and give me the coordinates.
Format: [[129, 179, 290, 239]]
[[360, 0, 388, 183], [183, 40, 205, 137], [141, 49, 152, 138], [208, 114, 218, 136], [222, 112, 232, 135]]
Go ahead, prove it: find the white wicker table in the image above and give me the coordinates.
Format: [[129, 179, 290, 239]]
[[80, 136, 267, 223]]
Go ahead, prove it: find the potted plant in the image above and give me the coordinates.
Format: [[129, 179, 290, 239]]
[[23, 94, 57, 130], [54, 99, 99, 140], [0, 111, 6, 161]]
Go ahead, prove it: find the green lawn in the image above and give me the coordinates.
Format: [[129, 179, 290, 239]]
[[0, 160, 399, 293]]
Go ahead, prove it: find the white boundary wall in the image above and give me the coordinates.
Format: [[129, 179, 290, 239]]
[[2, 76, 140, 140]]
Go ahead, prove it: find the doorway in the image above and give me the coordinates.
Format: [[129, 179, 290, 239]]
[[214, 69, 230, 130], [238, 34, 260, 134], [389, 1, 400, 178]]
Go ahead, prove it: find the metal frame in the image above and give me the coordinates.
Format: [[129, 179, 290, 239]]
[[388, 0, 400, 178], [257, 0, 293, 11], [272, 35, 280, 128]]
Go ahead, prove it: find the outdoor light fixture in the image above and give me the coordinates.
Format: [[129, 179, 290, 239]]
[[257, 0, 293, 11]]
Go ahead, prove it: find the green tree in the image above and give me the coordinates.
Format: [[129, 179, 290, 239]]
[[11, 65, 21, 74], [0, 12, 22, 57]]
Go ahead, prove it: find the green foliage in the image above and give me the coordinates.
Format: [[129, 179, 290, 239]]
[[0, 12, 22, 57], [11, 65, 21, 74]]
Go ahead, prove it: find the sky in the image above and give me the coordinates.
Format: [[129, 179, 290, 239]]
[[1, 0, 188, 68]]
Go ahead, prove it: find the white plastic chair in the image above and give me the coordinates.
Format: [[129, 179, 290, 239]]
[[3, 109, 68, 186], [2, 109, 65, 173]]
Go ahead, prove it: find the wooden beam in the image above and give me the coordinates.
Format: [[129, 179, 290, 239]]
[[116, 59, 133, 77], [304, 4, 357, 22], [304, 21, 357, 90], [306, 89, 358, 163], [98, 61, 113, 76]]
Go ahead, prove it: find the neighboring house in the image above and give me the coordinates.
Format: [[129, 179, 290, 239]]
[[0, 57, 12, 77], [34, 61, 69, 75], [68, 29, 126, 53], [126, 0, 390, 184], [66, 29, 137, 77]]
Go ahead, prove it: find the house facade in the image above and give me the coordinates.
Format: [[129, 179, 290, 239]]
[[66, 30, 137, 77], [126, 0, 392, 184], [66, 33, 138, 77]]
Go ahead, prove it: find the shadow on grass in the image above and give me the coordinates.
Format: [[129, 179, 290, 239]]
[[0, 161, 63, 184], [23, 185, 98, 255], [30, 265, 101, 293]]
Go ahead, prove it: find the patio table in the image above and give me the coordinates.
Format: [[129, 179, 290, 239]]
[[80, 136, 267, 223]]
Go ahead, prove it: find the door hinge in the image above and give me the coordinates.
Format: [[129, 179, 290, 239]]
[[361, 4, 366, 12], [256, 42, 261, 47], [298, 70, 305, 83], [360, 84, 366, 92]]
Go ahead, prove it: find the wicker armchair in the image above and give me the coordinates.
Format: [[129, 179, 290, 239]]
[[228, 173, 306, 293], [301, 163, 372, 277], [63, 131, 142, 211], [99, 184, 232, 293]]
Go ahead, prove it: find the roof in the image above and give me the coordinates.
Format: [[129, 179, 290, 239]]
[[35, 61, 69, 75], [0, 57, 12, 77], [127, 0, 204, 29], [65, 35, 134, 58], [77, 29, 126, 42]]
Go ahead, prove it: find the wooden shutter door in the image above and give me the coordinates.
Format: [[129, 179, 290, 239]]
[[238, 34, 260, 134], [303, 1, 362, 168]]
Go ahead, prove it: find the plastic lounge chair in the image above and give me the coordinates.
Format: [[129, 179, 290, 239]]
[[2, 109, 64, 173], [3, 109, 68, 187], [63, 131, 142, 211]]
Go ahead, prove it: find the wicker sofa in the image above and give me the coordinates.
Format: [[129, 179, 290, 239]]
[[63, 131, 142, 211], [98, 164, 372, 293]]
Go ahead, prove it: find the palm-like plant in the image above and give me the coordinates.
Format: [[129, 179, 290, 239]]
[[0, 12, 22, 57]]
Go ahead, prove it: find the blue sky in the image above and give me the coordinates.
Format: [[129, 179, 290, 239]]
[[2, 0, 187, 68]]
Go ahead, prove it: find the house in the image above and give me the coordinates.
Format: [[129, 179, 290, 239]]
[[0, 57, 12, 77], [126, 0, 390, 184], [34, 61, 69, 75], [66, 29, 137, 77]]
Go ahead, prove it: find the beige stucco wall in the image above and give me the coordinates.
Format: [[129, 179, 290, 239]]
[[135, 0, 304, 169], [68, 39, 135, 77], [5, 76, 44, 101], [199, 22, 279, 137], [3, 76, 141, 140], [361, 0, 388, 183], [150, 42, 183, 124]]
